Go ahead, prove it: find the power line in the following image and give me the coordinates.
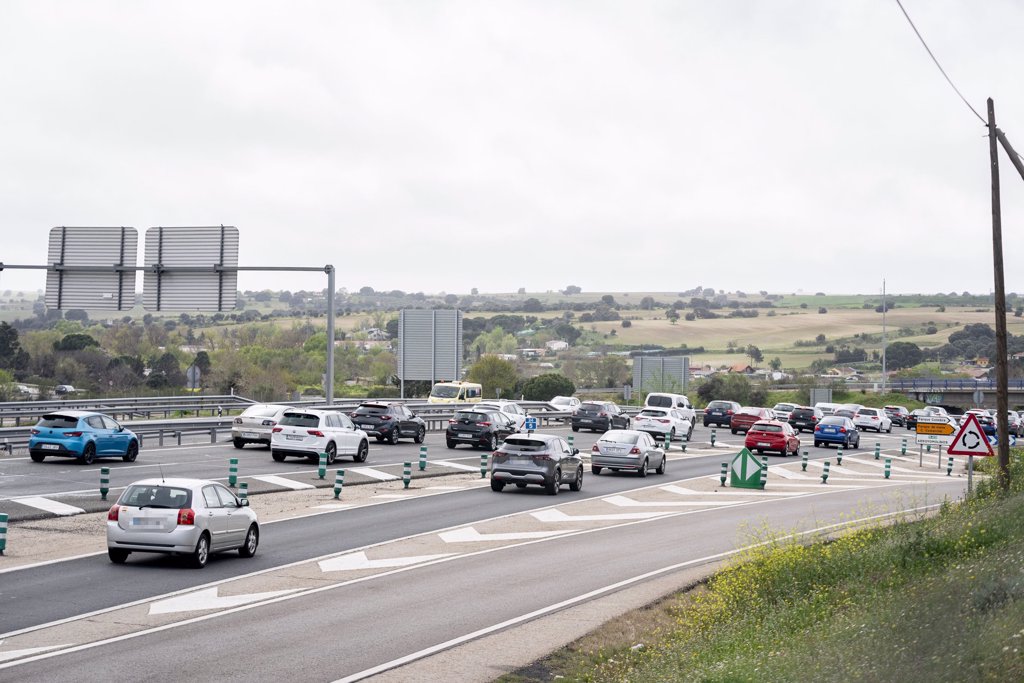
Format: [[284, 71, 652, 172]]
[[894, 0, 986, 124]]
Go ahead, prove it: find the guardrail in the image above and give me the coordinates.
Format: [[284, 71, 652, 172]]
[[890, 379, 1024, 391], [0, 394, 257, 427]]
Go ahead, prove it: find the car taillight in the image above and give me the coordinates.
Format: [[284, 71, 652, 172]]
[[814, 425, 822, 431], [261, 420, 276, 426], [599, 412, 608, 417], [592, 444, 600, 452], [379, 415, 392, 420], [63, 431, 83, 437], [234, 418, 242, 424], [812, 416, 818, 421], [177, 508, 195, 525], [31, 428, 40, 435], [534, 454, 552, 461], [307, 430, 325, 437], [726, 409, 734, 415], [839, 427, 847, 433], [448, 419, 457, 424], [657, 419, 670, 423], [478, 422, 491, 427], [629, 447, 641, 454], [272, 427, 283, 433], [107, 504, 121, 521]]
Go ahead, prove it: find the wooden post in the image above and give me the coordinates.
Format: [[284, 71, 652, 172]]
[[988, 98, 1011, 491]]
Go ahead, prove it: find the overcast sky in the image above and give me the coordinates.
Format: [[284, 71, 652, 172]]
[[2, 1, 1023, 299]]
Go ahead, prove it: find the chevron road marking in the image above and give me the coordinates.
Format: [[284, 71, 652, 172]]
[[439, 527, 573, 543], [319, 551, 456, 572]]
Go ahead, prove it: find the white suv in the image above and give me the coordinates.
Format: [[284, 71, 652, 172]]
[[853, 407, 892, 433], [271, 409, 369, 464], [475, 400, 528, 431]]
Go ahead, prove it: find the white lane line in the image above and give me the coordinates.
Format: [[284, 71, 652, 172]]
[[11, 497, 85, 516], [440, 527, 572, 543], [657, 486, 800, 498], [532, 508, 674, 522], [0, 643, 75, 663], [251, 475, 315, 490], [349, 467, 399, 482], [430, 460, 480, 472]]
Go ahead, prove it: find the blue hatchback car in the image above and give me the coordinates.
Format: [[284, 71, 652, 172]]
[[812, 416, 861, 449], [29, 411, 140, 464]]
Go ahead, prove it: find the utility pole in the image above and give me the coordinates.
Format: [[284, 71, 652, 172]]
[[881, 278, 887, 394], [987, 98, 1010, 491]]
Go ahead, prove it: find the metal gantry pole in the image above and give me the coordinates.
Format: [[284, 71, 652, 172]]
[[325, 265, 335, 406]]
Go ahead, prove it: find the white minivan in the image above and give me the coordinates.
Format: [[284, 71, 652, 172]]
[[644, 393, 696, 424]]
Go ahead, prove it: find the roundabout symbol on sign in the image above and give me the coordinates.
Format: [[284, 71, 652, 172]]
[[964, 431, 981, 449]]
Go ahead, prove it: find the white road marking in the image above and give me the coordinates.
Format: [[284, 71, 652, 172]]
[[11, 497, 85, 516], [430, 460, 480, 472], [349, 467, 399, 481], [532, 508, 674, 522], [319, 551, 455, 572], [0, 643, 75, 663], [655, 486, 800, 498], [149, 587, 298, 615], [603, 493, 741, 506], [439, 527, 572, 543], [251, 475, 315, 490]]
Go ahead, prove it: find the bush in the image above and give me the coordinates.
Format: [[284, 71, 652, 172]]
[[522, 373, 576, 401], [366, 384, 400, 398], [818, 307, 828, 314]]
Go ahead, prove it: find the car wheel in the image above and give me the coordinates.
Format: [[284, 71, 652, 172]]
[[731, 429, 737, 435], [756, 449, 763, 455], [108, 548, 129, 564], [545, 470, 561, 495], [325, 442, 337, 465], [591, 465, 602, 475], [638, 459, 649, 478], [687, 425, 694, 440], [569, 466, 583, 491], [887, 425, 892, 433], [571, 426, 579, 432], [655, 454, 667, 475], [490, 479, 505, 492], [233, 438, 245, 449], [354, 440, 369, 463], [814, 441, 821, 448], [854, 437, 860, 449], [446, 440, 456, 449], [389, 428, 400, 445], [489, 434, 498, 450], [238, 524, 259, 558], [668, 428, 675, 444], [624, 419, 631, 429], [272, 451, 286, 462], [414, 426, 425, 444], [703, 420, 710, 427], [30, 452, 45, 463], [191, 533, 210, 569], [123, 441, 139, 463], [81, 443, 96, 466], [375, 435, 385, 443]]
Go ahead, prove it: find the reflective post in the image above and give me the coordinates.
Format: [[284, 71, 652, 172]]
[[801, 450, 808, 471], [334, 469, 345, 499], [403, 462, 411, 489], [821, 461, 830, 484], [720, 462, 728, 486], [480, 452, 488, 479], [711, 428, 717, 447], [100, 466, 110, 501], [947, 456, 954, 476], [884, 458, 891, 479], [901, 438, 907, 456], [419, 445, 428, 471], [229, 458, 238, 488], [874, 442, 881, 460], [239, 481, 248, 502], [0, 512, 7, 555], [836, 446, 843, 466]]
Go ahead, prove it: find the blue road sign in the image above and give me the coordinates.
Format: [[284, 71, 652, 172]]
[[987, 434, 1017, 447], [524, 417, 538, 431]]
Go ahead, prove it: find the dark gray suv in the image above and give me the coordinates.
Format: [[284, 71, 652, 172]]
[[490, 433, 583, 495]]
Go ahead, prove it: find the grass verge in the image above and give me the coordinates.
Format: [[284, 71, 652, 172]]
[[502, 451, 1024, 682]]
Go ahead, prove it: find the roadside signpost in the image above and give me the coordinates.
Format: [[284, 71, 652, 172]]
[[729, 448, 765, 490], [524, 417, 538, 434], [946, 413, 995, 493], [915, 416, 956, 468]]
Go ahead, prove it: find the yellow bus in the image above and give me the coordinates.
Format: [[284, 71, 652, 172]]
[[428, 381, 483, 404]]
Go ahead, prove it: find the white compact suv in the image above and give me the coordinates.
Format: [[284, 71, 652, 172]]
[[271, 409, 369, 464]]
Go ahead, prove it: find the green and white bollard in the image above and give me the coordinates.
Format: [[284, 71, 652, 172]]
[[947, 456, 954, 476], [720, 462, 728, 486], [419, 445, 428, 471], [836, 446, 843, 466], [0, 512, 6, 555], [229, 457, 239, 488], [100, 466, 110, 501], [480, 452, 488, 479], [711, 428, 717, 447], [822, 460, 830, 484], [239, 481, 248, 502], [334, 469, 345, 499], [801, 450, 808, 471], [884, 458, 891, 479], [901, 438, 907, 456], [318, 453, 327, 480], [760, 458, 768, 490], [874, 442, 881, 460], [567, 434, 574, 451], [664, 433, 671, 451], [403, 462, 412, 489], [926, 444, 932, 453]]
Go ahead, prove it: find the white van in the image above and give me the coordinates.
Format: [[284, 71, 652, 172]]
[[428, 381, 483, 404], [644, 392, 696, 423]]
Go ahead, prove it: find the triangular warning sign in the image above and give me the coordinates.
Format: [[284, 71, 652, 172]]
[[946, 413, 995, 457]]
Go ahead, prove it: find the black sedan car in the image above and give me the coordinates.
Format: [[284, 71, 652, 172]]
[[571, 401, 630, 433], [446, 410, 517, 450], [350, 402, 427, 444], [703, 400, 741, 427]]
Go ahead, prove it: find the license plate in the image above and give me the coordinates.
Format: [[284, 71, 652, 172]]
[[131, 518, 159, 527], [758, 442, 770, 447], [459, 433, 472, 438], [242, 432, 258, 438], [580, 419, 592, 423], [512, 456, 532, 464], [286, 434, 304, 440], [42, 444, 60, 450], [824, 429, 836, 434], [360, 424, 374, 430]]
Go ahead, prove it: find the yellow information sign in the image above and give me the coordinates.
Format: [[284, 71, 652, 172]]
[[916, 422, 955, 436]]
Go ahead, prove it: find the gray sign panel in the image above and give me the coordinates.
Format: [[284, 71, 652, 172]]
[[632, 356, 690, 394], [45, 226, 138, 310], [143, 226, 239, 311], [398, 309, 463, 382]]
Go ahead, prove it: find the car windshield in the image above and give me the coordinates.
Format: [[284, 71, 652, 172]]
[[37, 415, 80, 428], [353, 406, 388, 416], [751, 423, 783, 433], [502, 438, 548, 452], [431, 386, 460, 398], [120, 485, 192, 509], [454, 412, 489, 423], [279, 413, 321, 428], [639, 409, 667, 417], [599, 432, 639, 445]]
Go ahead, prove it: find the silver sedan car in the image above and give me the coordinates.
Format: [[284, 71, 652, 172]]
[[490, 433, 583, 495], [232, 403, 292, 449], [590, 429, 666, 477], [106, 478, 259, 568]]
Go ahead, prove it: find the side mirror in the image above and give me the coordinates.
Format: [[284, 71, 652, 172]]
[[116, 426, 124, 432], [572, 448, 579, 455], [239, 499, 249, 507]]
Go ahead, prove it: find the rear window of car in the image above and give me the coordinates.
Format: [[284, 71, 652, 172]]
[[578, 403, 604, 414], [639, 409, 667, 417], [820, 416, 847, 426], [37, 414, 81, 428], [646, 395, 673, 408], [353, 405, 388, 416], [707, 401, 733, 410], [859, 409, 878, 416], [737, 407, 761, 416], [454, 411, 490, 423], [791, 408, 814, 418], [598, 432, 639, 445], [773, 404, 797, 412], [502, 438, 548, 452], [243, 405, 285, 418], [119, 485, 192, 509], [751, 423, 782, 432], [279, 413, 321, 428]]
